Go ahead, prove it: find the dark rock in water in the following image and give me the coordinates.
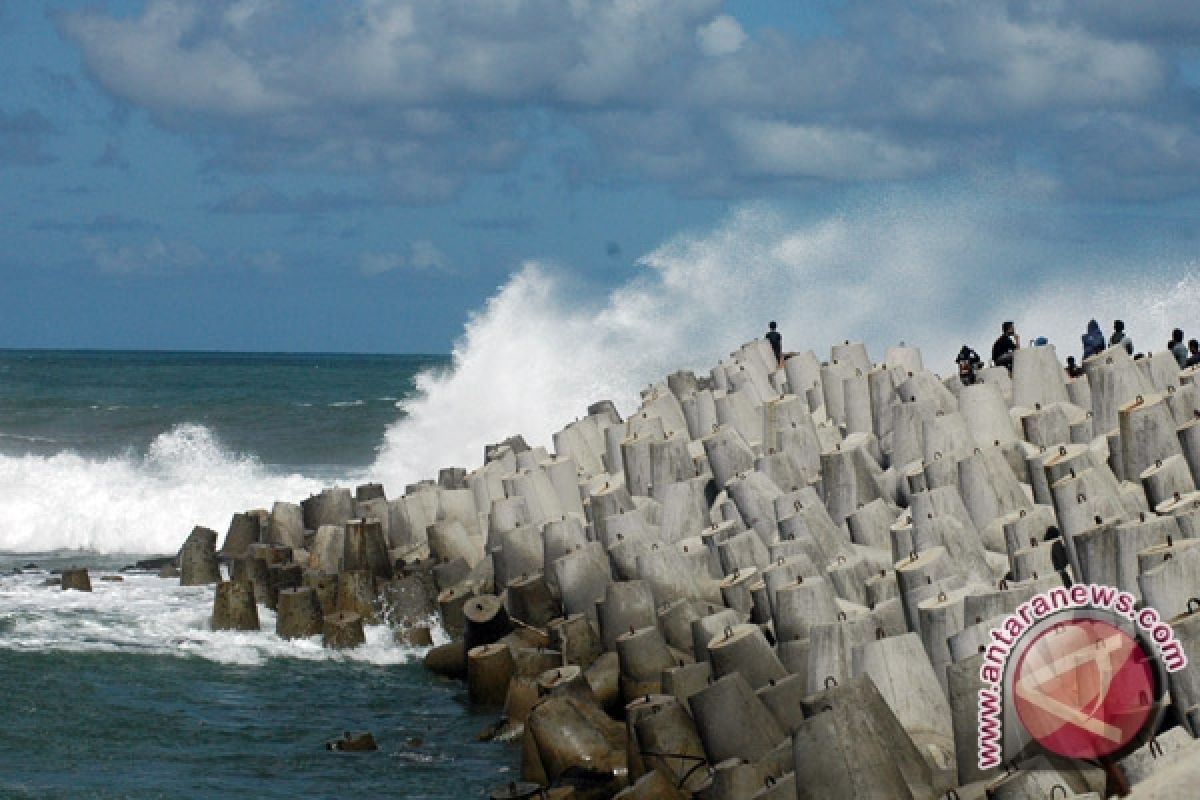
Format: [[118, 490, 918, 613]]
[[134, 556, 175, 570], [100, 575, 124, 582], [22, 563, 39, 571], [325, 731, 377, 752], [61, 568, 92, 592], [11, 568, 21, 575], [42, 578, 61, 587], [158, 564, 180, 579]]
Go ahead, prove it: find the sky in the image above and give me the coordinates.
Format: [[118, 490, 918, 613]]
[[2, 0, 1199, 353]]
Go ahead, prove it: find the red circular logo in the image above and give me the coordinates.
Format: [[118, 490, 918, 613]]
[[1013, 618, 1157, 760]]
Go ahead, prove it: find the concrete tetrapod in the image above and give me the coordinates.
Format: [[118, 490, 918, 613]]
[[706, 622, 787, 690], [322, 611, 365, 649], [852, 631, 956, 781], [796, 673, 937, 800], [688, 672, 786, 765], [616, 625, 676, 701], [467, 642, 516, 706], [179, 526, 221, 586], [275, 586, 322, 638]]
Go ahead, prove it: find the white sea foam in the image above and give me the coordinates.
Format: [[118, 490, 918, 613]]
[[0, 424, 336, 554], [371, 199, 1200, 487], [0, 569, 437, 666]]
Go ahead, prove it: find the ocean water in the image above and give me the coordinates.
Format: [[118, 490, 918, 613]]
[[0, 353, 524, 798]]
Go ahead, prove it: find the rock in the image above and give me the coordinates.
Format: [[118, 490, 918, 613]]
[[325, 731, 377, 752], [60, 568, 91, 591]]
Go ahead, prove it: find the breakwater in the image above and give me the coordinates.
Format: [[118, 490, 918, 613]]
[[87, 335, 1200, 798]]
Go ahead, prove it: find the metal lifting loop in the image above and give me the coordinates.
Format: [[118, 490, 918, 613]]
[[1189, 597, 1200, 614], [1049, 786, 1067, 800], [825, 676, 838, 688]]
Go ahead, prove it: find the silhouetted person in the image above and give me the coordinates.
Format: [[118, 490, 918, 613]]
[[1187, 339, 1200, 369], [992, 321, 1019, 372], [1170, 328, 1188, 368], [1065, 356, 1084, 379], [1110, 320, 1133, 355], [1082, 319, 1104, 359], [957, 344, 983, 385], [765, 321, 783, 369]]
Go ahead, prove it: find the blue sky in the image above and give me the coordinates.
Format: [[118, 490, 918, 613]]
[[2, 0, 1199, 353]]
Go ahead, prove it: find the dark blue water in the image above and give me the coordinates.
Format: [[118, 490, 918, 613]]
[[0, 350, 449, 468]]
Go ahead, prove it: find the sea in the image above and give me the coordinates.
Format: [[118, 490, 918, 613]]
[[0, 351, 521, 799]]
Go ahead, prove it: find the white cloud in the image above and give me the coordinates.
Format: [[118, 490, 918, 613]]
[[359, 251, 405, 276], [360, 240, 449, 276], [696, 14, 745, 57], [726, 117, 939, 181], [58, 0, 1200, 201], [82, 236, 205, 274], [409, 239, 448, 271]]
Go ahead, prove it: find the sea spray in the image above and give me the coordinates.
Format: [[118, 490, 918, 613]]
[[0, 425, 332, 553], [371, 200, 1200, 488]]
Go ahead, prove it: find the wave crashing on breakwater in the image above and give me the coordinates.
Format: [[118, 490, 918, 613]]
[[371, 201, 1200, 487], [3, 200, 1200, 555], [0, 424, 330, 554]]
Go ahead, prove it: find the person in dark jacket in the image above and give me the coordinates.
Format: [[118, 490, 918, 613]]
[[1186, 339, 1200, 369], [957, 344, 983, 385], [1081, 319, 1105, 359], [992, 321, 1019, 372], [1065, 356, 1084, 379], [1110, 320, 1134, 355], [1170, 328, 1188, 368], [765, 321, 783, 369]]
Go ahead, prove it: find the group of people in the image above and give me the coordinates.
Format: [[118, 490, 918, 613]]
[[956, 319, 1200, 386], [762, 319, 1200, 392]]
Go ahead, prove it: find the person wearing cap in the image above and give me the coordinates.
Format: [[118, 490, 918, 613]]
[[1110, 320, 1133, 355]]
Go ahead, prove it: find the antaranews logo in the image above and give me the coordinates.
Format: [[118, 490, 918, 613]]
[[977, 583, 1187, 768]]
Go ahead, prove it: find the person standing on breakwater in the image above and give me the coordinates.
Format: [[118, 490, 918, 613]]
[[1065, 356, 1085, 379], [1170, 328, 1188, 368], [1082, 319, 1105, 359], [1110, 319, 1134, 355], [1187, 339, 1200, 368], [991, 321, 1019, 372], [765, 321, 783, 369]]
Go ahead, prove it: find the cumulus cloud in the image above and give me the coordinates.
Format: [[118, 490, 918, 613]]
[[58, 0, 1200, 202], [82, 236, 206, 275], [359, 240, 448, 276]]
